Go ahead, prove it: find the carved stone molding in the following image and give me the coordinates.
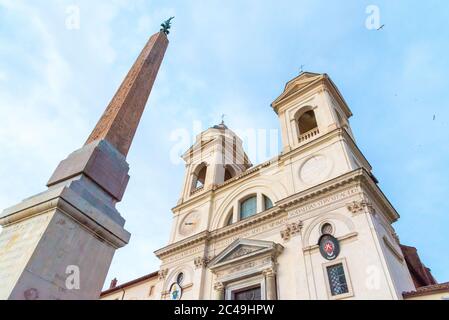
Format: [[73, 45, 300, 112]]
[[262, 267, 276, 278], [194, 256, 208, 269], [280, 220, 303, 241], [158, 268, 168, 280], [225, 245, 261, 260], [346, 200, 375, 216], [214, 282, 224, 291]]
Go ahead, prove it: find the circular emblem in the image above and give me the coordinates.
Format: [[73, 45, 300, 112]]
[[319, 234, 340, 260], [169, 283, 182, 300]]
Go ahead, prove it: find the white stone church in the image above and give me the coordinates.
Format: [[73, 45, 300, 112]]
[[101, 72, 448, 300]]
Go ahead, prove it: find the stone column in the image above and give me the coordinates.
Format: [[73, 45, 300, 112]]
[[263, 268, 277, 300], [214, 282, 225, 300], [257, 193, 264, 213]]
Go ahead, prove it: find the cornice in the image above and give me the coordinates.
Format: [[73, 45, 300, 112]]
[[156, 167, 399, 260], [272, 75, 325, 111], [0, 186, 129, 249], [155, 207, 286, 259], [209, 207, 285, 240], [277, 169, 364, 210], [340, 128, 373, 171], [272, 74, 352, 118], [277, 167, 399, 222], [154, 230, 209, 258], [280, 127, 345, 161]]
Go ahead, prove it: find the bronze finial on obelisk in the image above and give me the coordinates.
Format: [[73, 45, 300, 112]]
[[0, 20, 172, 300]]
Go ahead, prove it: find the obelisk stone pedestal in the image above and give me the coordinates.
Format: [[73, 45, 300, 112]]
[[0, 140, 131, 300]]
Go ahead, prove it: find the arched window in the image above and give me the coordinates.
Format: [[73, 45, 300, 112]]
[[240, 196, 257, 220], [192, 163, 207, 192], [176, 272, 184, 285], [225, 210, 234, 226], [297, 110, 318, 135], [263, 195, 273, 210]]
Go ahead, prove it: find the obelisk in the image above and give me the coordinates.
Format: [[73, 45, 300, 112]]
[[0, 21, 171, 300]]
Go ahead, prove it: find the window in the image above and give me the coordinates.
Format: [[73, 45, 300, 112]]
[[225, 210, 234, 226], [326, 263, 349, 296], [240, 196, 257, 219], [195, 166, 206, 188], [192, 163, 207, 192], [225, 276, 267, 300], [297, 110, 318, 135], [232, 285, 261, 300], [148, 285, 155, 296], [224, 165, 235, 182], [263, 195, 273, 210], [176, 272, 184, 285], [321, 223, 333, 235]]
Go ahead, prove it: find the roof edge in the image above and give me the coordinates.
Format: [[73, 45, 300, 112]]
[[100, 271, 159, 297]]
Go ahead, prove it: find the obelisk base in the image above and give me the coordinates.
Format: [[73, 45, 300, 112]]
[[0, 142, 130, 300]]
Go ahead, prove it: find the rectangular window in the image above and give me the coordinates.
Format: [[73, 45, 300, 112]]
[[326, 263, 349, 296]]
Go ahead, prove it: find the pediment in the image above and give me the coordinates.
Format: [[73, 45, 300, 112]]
[[272, 72, 323, 107], [221, 245, 265, 262], [208, 239, 283, 270]]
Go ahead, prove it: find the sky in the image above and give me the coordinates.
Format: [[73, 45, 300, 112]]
[[0, 0, 448, 290]]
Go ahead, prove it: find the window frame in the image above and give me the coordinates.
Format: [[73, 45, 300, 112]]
[[319, 221, 335, 236], [225, 275, 266, 301], [297, 109, 318, 135], [224, 165, 236, 182], [225, 210, 234, 226], [191, 163, 207, 193], [176, 272, 184, 285], [239, 195, 258, 220], [292, 105, 319, 143], [322, 258, 354, 300], [263, 195, 273, 210]]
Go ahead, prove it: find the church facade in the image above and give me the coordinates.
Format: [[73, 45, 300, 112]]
[[101, 72, 447, 300]]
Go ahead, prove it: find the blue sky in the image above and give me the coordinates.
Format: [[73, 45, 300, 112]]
[[0, 0, 448, 289]]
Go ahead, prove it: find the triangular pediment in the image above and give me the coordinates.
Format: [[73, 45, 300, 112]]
[[221, 244, 265, 262], [208, 239, 283, 270], [272, 72, 323, 107]]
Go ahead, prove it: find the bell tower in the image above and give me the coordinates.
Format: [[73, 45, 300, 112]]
[[178, 122, 251, 203], [271, 72, 370, 180], [272, 72, 355, 153]]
